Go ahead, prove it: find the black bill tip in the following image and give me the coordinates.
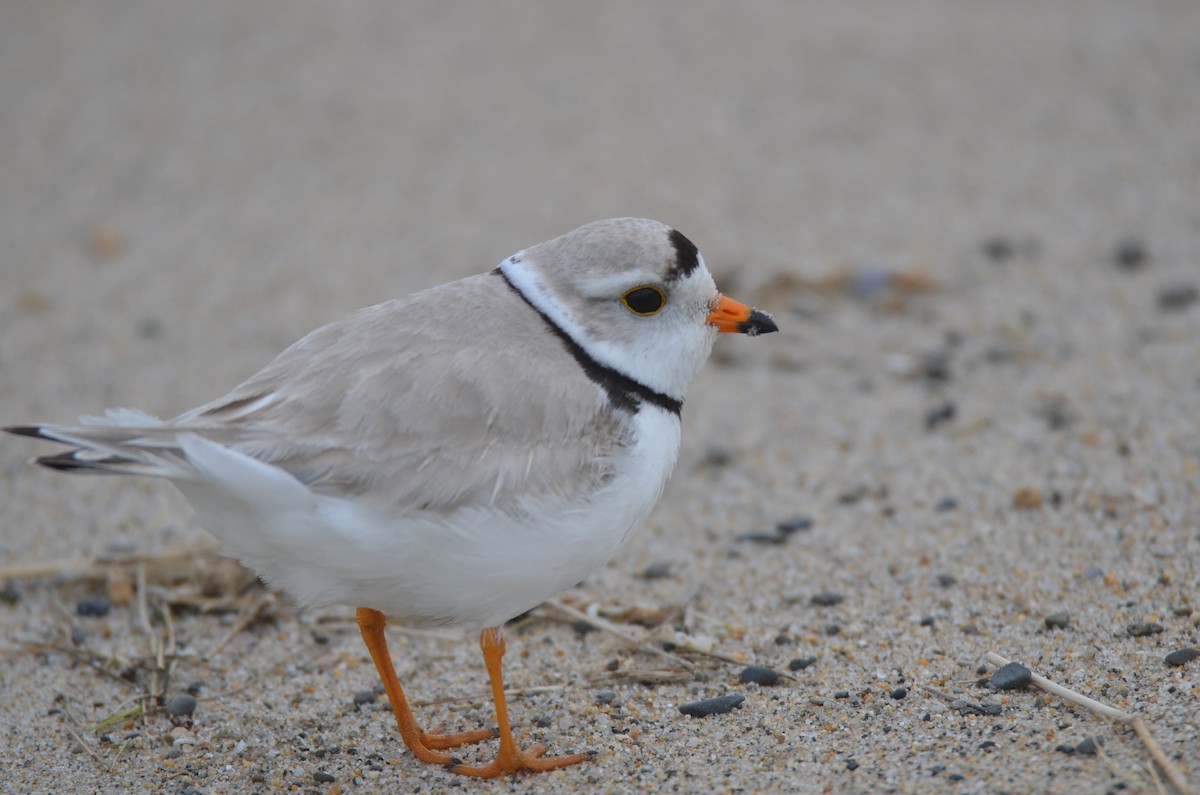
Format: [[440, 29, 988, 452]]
[[738, 309, 779, 337]]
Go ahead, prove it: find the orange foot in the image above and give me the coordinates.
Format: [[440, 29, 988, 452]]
[[448, 743, 595, 778], [356, 608, 593, 778]]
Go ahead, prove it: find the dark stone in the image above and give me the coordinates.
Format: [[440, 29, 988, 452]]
[[165, 693, 197, 718], [990, 662, 1032, 690], [1044, 612, 1070, 630], [983, 237, 1014, 262], [1164, 648, 1200, 667], [833, 690, 850, 699], [594, 690, 617, 705], [776, 516, 814, 534], [1075, 736, 1102, 756], [810, 592, 844, 607], [739, 666, 781, 686], [1127, 622, 1164, 637], [313, 771, 336, 783], [846, 760, 859, 771], [935, 574, 957, 588], [789, 656, 818, 671], [76, 596, 111, 618], [1113, 239, 1148, 269], [640, 562, 672, 580], [935, 497, 958, 512], [352, 691, 376, 706], [891, 687, 907, 700], [1157, 282, 1197, 311], [678, 694, 745, 717], [925, 402, 956, 430], [735, 531, 787, 545]]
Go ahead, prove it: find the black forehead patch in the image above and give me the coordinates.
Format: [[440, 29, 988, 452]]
[[666, 228, 700, 281]]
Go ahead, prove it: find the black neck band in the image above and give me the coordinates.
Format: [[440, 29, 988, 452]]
[[495, 268, 683, 417]]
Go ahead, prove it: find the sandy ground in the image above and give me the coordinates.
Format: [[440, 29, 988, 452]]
[[2, 2, 1198, 793]]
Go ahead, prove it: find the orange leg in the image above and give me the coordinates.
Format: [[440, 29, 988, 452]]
[[447, 626, 594, 778], [355, 607, 496, 763]]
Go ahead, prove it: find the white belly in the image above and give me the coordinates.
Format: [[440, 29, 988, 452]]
[[176, 408, 681, 628]]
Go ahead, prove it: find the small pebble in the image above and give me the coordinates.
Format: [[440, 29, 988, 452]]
[[1055, 743, 1076, 755], [1157, 282, 1198, 311], [739, 666, 781, 686], [919, 616, 935, 628], [891, 687, 907, 700], [934, 497, 958, 512], [823, 624, 842, 636], [833, 690, 850, 699], [165, 693, 197, 718], [640, 561, 672, 580], [186, 681, 205, 696], [1044, 612, 1070, 629], [1127, 622, 1164, 637], [1164, 647, 1200, 667], [313, 771, 336, 783], [990, 662, 1032, 690], [1084, 566, 1105, 579], [776, 515, 814, 534], [76, 596, 111, 618], [935, 573, 957, 588], [978, 703, 1003, 716], [810, 592, 844, 607], [1113, 239, 1148, 269], [1012, 486, 1043, 510], [678, 694, 745, 717], [980, 740, 996, 751], [1075, 736, 1102, 756], [735, 531, 787, 545], [925, 402, 956, 430], [846, 760, 859, 771], [789, 656, 818, 671], [352, 691, 376, 705], [594, 690, 617, 705], [982, 237, 1014, 262]]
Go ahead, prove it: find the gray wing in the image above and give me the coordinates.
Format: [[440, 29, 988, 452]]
[[171, 272, 629, 512]]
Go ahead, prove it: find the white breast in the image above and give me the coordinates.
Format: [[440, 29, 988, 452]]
[[175, 406, 682, 629]]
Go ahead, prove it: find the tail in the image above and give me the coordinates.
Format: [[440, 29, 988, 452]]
[[6, 409, 194, 478]]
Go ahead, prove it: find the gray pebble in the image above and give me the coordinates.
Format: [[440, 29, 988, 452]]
[[1127, 622, 1164, 637], [1075, 736, 1102, 756], [810, 592, 844, 607], [1044, 612, 1070, 629], [594, 690, 617, 705], [776, 516, 813, 534], [352, 690, 376, 705], [990, 662, 1032, 690], [935, 574, 957, 588], [76, 596, 110, 618], [678, 694, 745, 717], [891, 687, 908, 699], [1157, 282, 1198, 311], [640, 561, 672, 579], [1164, 647, 1199, 667], [165, 693, 197, 718], [1113, 239, 1148, 269], [935, 497, 958, 512], [313, 771, 336, 783], [789, 656, 818, 671], [739, 666, 781, 686]]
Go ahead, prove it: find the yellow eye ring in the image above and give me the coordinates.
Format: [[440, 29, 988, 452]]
[[621, 285, 666, 316]]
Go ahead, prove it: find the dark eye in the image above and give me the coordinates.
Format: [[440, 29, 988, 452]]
[[621, 286, 666, 315]]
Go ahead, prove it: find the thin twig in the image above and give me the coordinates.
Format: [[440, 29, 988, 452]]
[[986, 651, 1193, 795], [204, 592, 276, 661], [545, 599, 693, 669]]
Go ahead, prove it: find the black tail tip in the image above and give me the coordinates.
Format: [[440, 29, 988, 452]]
[[5, 425, 48, 439]]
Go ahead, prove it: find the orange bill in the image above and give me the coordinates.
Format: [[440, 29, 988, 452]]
[[706, 294, 779, 335]]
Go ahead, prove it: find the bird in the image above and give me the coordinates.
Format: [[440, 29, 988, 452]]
[[6, 217, 777, 777]]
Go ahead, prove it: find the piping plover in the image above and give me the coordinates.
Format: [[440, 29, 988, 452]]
[[7, 217, 776, 777]]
